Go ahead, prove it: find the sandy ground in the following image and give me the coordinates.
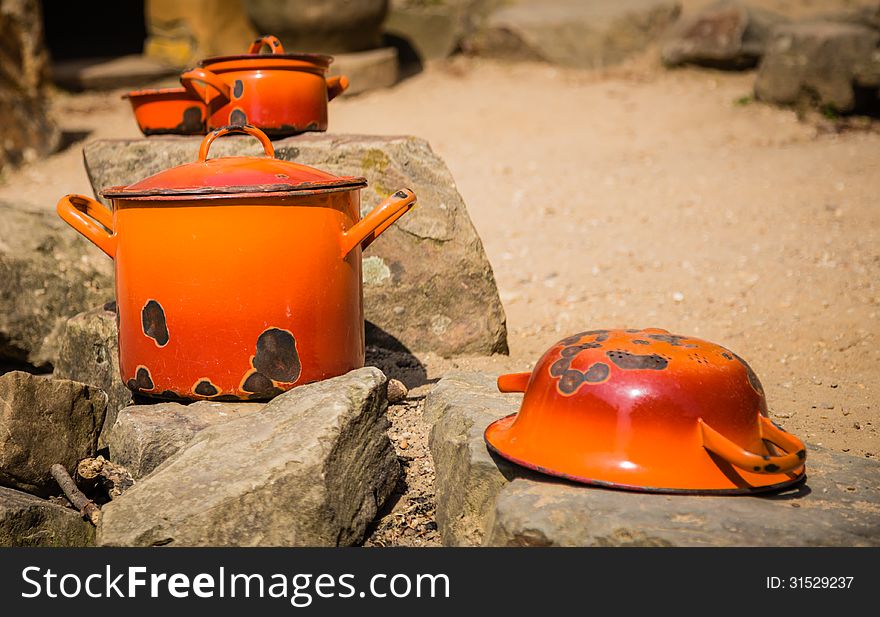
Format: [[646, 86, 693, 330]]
[[1, 11, 877, 544]]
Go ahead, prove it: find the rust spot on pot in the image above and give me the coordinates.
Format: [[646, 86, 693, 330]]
[[229, 108, 247, 126], [732, 352, 764, 395], [606, 350, 669, 371], [141, 300, 169, 347], [178, 106, 204, 134], [158, 389, 187, 401], [253, 328, 301, 382], [549, 358, 570, 377], [646, 333, 697, 348], [242, 371, 272, 393], [127, 366, 154, 391], [212, 394, 242, 402], [193, 379, 219, 397], [558, 369, 584, 394], [583, 362, 610, 383]]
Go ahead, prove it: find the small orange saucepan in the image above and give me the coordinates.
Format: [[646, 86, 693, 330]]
[[179, 35, 348, 137], [485, 328, 806, 494], [56, 124, 416, 402], [123, 87, 207, 136]]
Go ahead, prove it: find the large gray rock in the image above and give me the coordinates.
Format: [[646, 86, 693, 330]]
[[0, 486, 94, 547], [820, 4, 880, 33], [467, 0, 681, 68], [428, 371, 880, 547], [387, 0, 501, 61], [108, 399, 265, 479], [83, 133, 508, 357], [244, 0, 388, 54], [0, 205, 114, 368], [755, 22, 880, 113], [329, 47, 399, 96], [661, 0, 787, 69], [54, 303, 130, 448], [98, 367, 399, 546], [0, 0, 59, 170], [0, 371, 106, 496]]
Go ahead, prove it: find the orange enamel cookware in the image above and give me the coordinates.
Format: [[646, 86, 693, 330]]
[[123, 87, 207, 136], [485, 328, 806, 494], [179, 35, 349, 137], [56, 124, 416, 402]]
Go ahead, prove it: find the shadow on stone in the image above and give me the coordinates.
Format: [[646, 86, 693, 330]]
[[365, 320, 429, 389], [57, 129, 93, 154]]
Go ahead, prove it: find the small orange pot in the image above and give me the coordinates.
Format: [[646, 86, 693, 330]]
[[485, 328, 806, 494], [56, 125, 416, 402], [179, 35, 348, 137], [123, 87, 207, 136]]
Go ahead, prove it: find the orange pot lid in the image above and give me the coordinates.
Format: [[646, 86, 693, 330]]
[[199, 34, 332, 71], [103, 125, 365, 201], [485, 328, 807, 495]]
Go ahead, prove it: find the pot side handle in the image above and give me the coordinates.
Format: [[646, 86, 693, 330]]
[[56, 194, 116, 259], [326, 75, 349, 101], [700, 416, 806, 475], [497, 372, 531, 393], [340, 188, 416, 257], [180, 67, 231, 105]]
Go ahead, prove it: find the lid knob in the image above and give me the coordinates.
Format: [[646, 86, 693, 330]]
[[197, 124, 275, 162], [247, 35, 285, 55]]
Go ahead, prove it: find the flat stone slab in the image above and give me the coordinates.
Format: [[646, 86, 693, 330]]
[[0, 486, 94, 547], [51, 55, 178, 91], [108, 399, 265, 479], [427, 372, 880, 546], [83, 133, 507, 358], [98, 368, 399, 546]]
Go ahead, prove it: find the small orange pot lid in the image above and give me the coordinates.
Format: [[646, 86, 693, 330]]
[[199, 34, 333, 70], [485, 328, 807, 495], [102, 124, 366, 201]]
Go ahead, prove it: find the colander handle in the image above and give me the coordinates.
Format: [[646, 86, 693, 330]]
[[497, 372, 531, 393], [700, 416, 806, 474]]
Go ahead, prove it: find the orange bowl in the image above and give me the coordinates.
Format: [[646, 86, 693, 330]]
[[485, 328, 806, 494], [124, 87, 206, 136]]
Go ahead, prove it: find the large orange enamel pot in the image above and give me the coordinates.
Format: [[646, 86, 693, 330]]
[[123, 87, 207, 136], [56, 125, 416, 402], [179, 35, 348, 137], [485, 328, 807, 494]]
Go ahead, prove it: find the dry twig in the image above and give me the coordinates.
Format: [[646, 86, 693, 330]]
[[50, 464, 101, 526]]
